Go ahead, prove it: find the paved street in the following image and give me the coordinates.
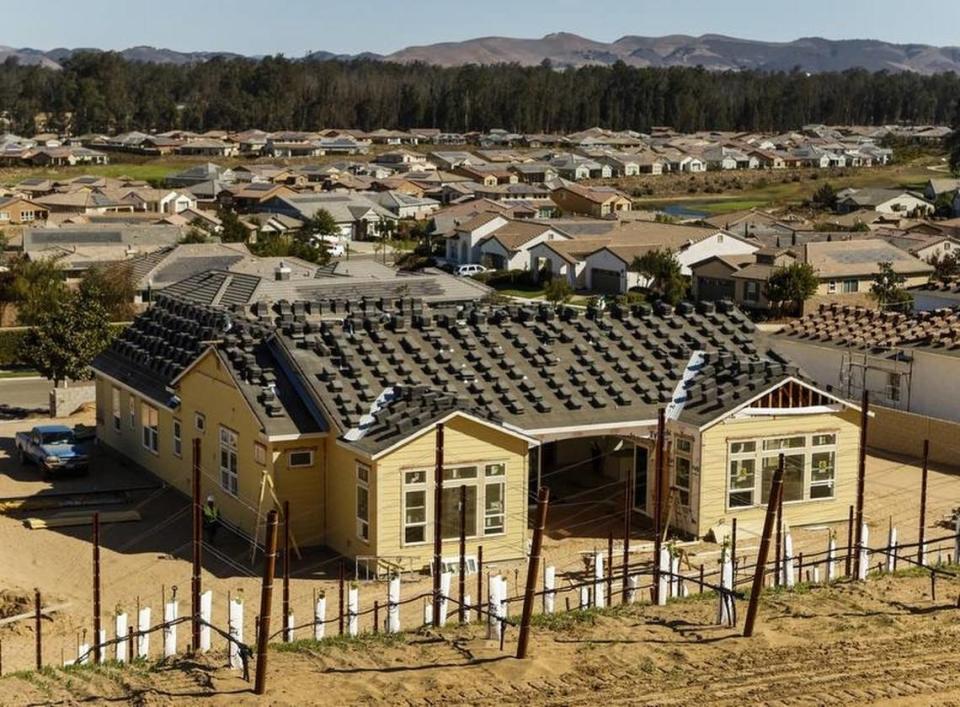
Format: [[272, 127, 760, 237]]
[[0, 378, 51, 419]]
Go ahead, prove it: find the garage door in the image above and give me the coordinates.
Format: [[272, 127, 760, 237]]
[[591, 268, 623, 294]]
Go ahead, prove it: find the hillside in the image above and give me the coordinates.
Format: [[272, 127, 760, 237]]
[[3, 33, 960, 74]]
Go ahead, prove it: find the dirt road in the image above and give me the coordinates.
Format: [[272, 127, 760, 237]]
[[3, 572, 960, 706]]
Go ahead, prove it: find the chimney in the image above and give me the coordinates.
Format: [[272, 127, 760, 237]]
[[275, 260, 292, 281]]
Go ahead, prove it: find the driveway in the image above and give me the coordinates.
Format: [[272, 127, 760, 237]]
[[0, 377, 51, 420]]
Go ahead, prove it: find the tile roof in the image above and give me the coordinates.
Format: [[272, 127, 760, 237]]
[[804, 239, 934, 277]]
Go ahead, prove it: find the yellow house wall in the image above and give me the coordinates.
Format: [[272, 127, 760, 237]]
[[697, 408, 860, 538], [370, 415, 530, 570]]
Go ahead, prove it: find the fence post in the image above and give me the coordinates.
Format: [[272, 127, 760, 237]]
[[543, 565, 556, 615], [137, 606, 151, 659], [783, 531, 795, 588], [622, 458, 633, 605], [476, 546, 483, 623], [314, 592, 326, 641], [857, 523, 870, 581], [191, 437, 202, 654], [657, 548, 669, 606], [743, 453, 785, 638], [886, 526, 898, 574], [846, 505, 854, 577], [163, 598, 178, 658], [459, 484, 467, 625], [347, 585, 359, 636], [282, 501, 291, 643], [432, 423, 445, 629], [228, 593, 243, 668], [338, 560, 345, 636], [92, 512, 102, 665], [115, 613, 128, 663], [954, 516, 960, 567], [34, 588, 42, 671], [593, 551, 605, 609], [517, 486, 549, 659], [254, 509, 279, 696], [853, 390, 869, 580], [387, 576, 400, 633], [919, 439, 929, 566], [652, 408, 666, 604]]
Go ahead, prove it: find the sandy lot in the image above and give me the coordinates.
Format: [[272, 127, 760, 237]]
[[0, 410, 958, 697], [1, 571, 960, 706]]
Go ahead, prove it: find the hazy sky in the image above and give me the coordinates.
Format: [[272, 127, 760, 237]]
[[3, 0, 959, 55]]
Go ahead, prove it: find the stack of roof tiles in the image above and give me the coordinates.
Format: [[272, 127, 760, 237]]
[[780, 303, 960, 352]]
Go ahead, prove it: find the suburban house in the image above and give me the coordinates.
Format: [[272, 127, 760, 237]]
[[258, 193, 397, 240], [92, 294, 862, 567], [805, 239, 934, 299], [0, 196, 49, 224], [691, 247, 797, 311], [366, 191, 441, 219], [551, 183, 633, 218], [836, 188, 934, 216], [475, 220, 569, 270]]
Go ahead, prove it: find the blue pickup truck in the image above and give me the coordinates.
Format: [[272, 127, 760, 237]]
[[15, 424, 90, 476]]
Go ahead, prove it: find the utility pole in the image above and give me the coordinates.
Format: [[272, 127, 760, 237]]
[[283, 501, 291, 642], [432, 423, 445, 628], [92, 512, 102, 665], [743, 454, 785, 637], [254, 510, 279, 696], [191, 438, 202, 653], [458, 484, 466, 624], [517, 486, 550, 659], [652, 409, 666, 604], [34, 589, 42, 670], [853, 390, 870, 579]]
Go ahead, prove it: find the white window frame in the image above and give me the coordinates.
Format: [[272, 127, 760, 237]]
[[842, 279, 859, 294], [288, 449, 314, 468], [356, 463, 370, 542], [254, 442, 267, 466], [141, 402, 159, 454], [483, 463, 506, 536], [726, 432, 838, 510], [195, 412, 206, 433], [827, 280, 838, 294], [673, 437, 692, 507], [402, 470, 428, 545], [172, 418, 182, 458], [128, 395, 136, 429], [219, 426, 239, 496], [111, 387, 121, 431]]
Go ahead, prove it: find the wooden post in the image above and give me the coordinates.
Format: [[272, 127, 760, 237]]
[[606, 528, 614, 607], [191, 437, 202, 653], [92, 511, 102, 665], [34, 588, 41, 671], [731, 517, 738, 581], [853, 390, 869, 580], [458, 484, 467, 624], [282, 501, 291, 643], [919, 439, 929, 565], [743, 454, 785, 637], [476, 545, 483, 623], [254, 510, 279, 696], [517, 486, 549, 659], [622, 447, 633, 604], [845, 505, 854, 577], [652, 408, 666, 604], [338, 560, 345, 636], [432, 423, 445, 628], [774, 491, 783, 587]]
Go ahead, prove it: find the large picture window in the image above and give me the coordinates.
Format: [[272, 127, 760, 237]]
[[727, 433, 838, 509], [356, 463, 370, 542], [219, 426, 238, 496], [141, 403, 158, 453], [111, 387, 121, 431], [673, 438, 692, 507]]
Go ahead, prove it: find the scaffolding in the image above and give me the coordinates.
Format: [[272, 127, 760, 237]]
[[839, 347, 914, 411]]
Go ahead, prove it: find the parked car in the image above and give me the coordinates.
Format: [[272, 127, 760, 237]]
[[15, 424, 90, 476], [455, 264, 489, 277]]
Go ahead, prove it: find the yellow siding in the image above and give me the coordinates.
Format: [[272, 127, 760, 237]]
[[697, 409, 860, 538], [323, 436, 374, 561], [373, 415, 530, 569]]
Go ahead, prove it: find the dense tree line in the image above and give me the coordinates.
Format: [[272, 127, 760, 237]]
[[3, 53, 960, 134]]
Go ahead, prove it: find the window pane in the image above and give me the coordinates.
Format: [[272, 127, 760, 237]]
[[812, 434, 836, 446], [762, 454, 804, 502], [730, 441, 756, 454], [443, 466, 477, 481], [729, 459, 755, 490], [810, 484, 834, 499], [357, 486, 369, 522], [811, 451, 835, 482], [441, 485, 477, 539], [485, 463, 506, 477], [405, 526, 425, 543], [405, 470, 426, 484], [729, 490, 753, 507], [762, 437, 804, 451]]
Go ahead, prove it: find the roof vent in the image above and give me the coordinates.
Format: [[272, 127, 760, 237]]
[[274, 260, 292, 281]]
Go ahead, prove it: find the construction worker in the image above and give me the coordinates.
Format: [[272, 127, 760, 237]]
[[203, 495, 220, 544]]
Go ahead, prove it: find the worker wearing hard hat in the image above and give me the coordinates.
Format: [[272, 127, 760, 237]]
[[203, 495, 220, 544]]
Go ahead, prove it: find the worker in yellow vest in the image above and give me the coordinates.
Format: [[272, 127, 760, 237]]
[[203, 495, 220, 544]]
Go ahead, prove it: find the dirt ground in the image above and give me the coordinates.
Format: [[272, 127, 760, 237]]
[[1, 572, 960, 706], [1, 410, 959, 701]]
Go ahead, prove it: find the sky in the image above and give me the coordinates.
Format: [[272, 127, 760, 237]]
[[2, 0, 959, 55]]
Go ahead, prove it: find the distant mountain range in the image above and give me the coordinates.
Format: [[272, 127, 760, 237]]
[[4, 33, 960, 74]]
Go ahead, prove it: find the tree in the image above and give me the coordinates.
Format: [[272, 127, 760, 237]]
[[217, 208, 249, 244], [766, 262, 819, 316], [5, 257, 66, 325], [19, 284, 112, 386], [929, 252, 960, 282], [948, 108, 960, 175], [179, 226, 211, 244], [871, 260, 913, 312], [544, 277, 573, 305], [80, 263, 136, 321], [629, 249, 686, 304], [811, 182, 838, 210]]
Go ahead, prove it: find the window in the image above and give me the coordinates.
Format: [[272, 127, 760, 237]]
[[356, 463, 370, 542], [484, 463, 506, 535], [172, 418, 182, 458], [744, 281, 760, 302], [288, 450, 314, 467], [827, 281, 838, 294], [111, 387, 121, 431], [219, 427, 238, 496], [128, 396, 136, 429], [842, 279, 859, 294], [727, 432, 838, 509], [673, 438, 692, 507], [404, 468, 428, 544], [141, 403, 158, 453], [254, 442, 267, 466], [195, 413, 206, 433], [887, 372, 901, 403], [0, 211, 8, 222]]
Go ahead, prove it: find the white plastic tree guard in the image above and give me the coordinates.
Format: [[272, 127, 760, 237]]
[[347, 586, 359, 637], [200, 590, 212, 653], [657, 548, 670, 606], [593, 551, 605, 609], [543, 566, 556, 614], [163, 600, 178, 658], [115, 613, 128, 663], [137, 606, 151, 659], [228, 596, 244, 670], [783, 533, 795, 588], [438, 572, 452, 627], [387, 576, 401, 633], [827, 537, 837, 582], [314, 594, 326, 640], [886, 527, 898, 574], [857, 524, 870, 581]]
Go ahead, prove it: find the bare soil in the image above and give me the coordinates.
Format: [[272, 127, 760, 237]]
[[1, 572, 960, 706]]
